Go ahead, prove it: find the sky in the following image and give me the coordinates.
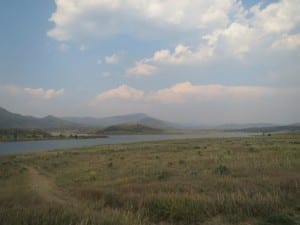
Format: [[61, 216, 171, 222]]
[[0, 0, 299, 125]]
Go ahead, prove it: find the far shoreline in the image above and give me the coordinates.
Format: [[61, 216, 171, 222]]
[[0, 135, 108, 143], [0, 132, 257, 156]]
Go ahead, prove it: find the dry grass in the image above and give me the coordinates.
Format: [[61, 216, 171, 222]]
[[0, 133, 299, 224]]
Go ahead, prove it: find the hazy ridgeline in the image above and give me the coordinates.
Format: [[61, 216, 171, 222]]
[[0, 134, 299, 225]]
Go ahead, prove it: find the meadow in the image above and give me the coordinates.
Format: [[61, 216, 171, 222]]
[[0, 133, 299, 225]]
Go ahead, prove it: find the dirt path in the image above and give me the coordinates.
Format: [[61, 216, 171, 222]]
[[26, 166, 66, 204]]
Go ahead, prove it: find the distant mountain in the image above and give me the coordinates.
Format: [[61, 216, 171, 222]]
[[0, 107, 78, 129], [0, 107, 173, 130], [63, 113, 147, 127], [2, 106, 298, 133], [96, 123, 163, 135], [64, 113, 172, 129], [238, 124, 300, 133], [215, 123, 279, 130]]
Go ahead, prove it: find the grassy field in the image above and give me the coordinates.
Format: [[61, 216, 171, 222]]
[[0, 133, 299, 225]]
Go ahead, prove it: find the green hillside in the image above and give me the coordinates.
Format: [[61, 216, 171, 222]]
[[0, 107, 79, 129], [97, 123, 164, 134]]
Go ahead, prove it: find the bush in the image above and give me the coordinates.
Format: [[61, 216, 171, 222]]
[[214, 165, 230, 175], [266, 214, 296, 225], [157, 171, 171, 181]]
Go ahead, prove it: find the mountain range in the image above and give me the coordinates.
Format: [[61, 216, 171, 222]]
[[0, 106, 299, 132], [63, 113, 172, 129], [0, 107, 77, 129], [0, 107, 171, 130]]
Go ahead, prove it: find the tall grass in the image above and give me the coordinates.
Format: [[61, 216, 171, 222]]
[[0, 133, 299, 225], [143, 191, 285, 224]]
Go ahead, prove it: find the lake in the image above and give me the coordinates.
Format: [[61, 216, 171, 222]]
[[0, 132, 253, 155]]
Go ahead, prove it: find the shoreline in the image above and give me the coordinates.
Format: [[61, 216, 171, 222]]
[[0, 132, 257, 156], [0, 135, 108, 143]]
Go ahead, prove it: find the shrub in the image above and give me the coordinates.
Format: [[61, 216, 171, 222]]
[[178, 160, 185, 165], [266, 214, 296, 225], [157, 171, 171, 181], [214, 165, 230, 175]]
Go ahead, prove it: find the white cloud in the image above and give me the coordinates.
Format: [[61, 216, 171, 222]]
[[146, 44, 214, 65], [123, 0, 299, 71], [24, 88, 65, 100], [92, 82, 294, 104], [250, 0, 300, 34], [105, 54, 119, 64], [93, 85, 144, 102], [209, 0, 300, 53], [48, 0, 299, 81], [215, 23, 254, 57], [126, 62, 157, 76], [96, 59, 102, 65], [147, 82, 273, 103], [271, 34, 300, 50], [0, 85, 65, 100], [90, 82, 300, 124], [48, 0, 299, 45], [48, 0, 242, 41]]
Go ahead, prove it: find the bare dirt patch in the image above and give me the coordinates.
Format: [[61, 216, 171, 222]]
[[26, 166, 66, 204]]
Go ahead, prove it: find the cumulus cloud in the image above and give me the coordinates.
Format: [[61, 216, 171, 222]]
[[146, 44, 214, 65], [250, 0, 300, 33], [0, 85, 66, 116], [92, 82, 295, 104], [124, 0, 300, 73], [126, 62, 157, 76], [48, 0, 300, 80], [271, 34, 300, 50], [48, 0, 300, 49], [93, 85, 144, 102], [105, 54, 119, 64], [127, 44, 213, 75], [48, 0, 242, 41], [24, 88, 65, 100], [1, 85, 65, 100], [148, 82, 277, 103]]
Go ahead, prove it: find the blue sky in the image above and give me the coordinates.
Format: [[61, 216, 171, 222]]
[[0, 0, 299, 124]]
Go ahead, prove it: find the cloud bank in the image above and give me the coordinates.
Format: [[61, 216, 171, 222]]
[[90, 82, 299, 124], [24, 88, 65, 99], [92, 82, 296, 104]]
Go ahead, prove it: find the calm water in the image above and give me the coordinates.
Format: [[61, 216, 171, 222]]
[[0, 132, 252, 155]]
